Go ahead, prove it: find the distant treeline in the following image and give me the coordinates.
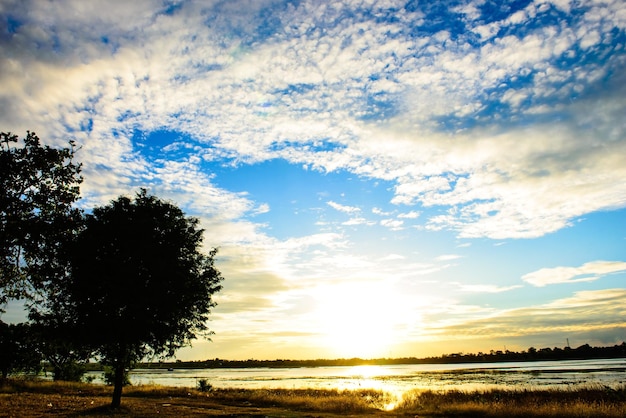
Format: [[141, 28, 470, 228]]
[[144, 342, 626, 369]]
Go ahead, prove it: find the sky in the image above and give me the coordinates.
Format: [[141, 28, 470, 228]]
[[1, 0, 625, 361]]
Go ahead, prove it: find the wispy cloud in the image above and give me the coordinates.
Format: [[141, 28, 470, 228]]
[[522, 261, 626, 287], [425, 289, 626, 339], [327, 201, 361, 214], [456, 284, 523, 293], [342, 217, 372, 226], [380, 219, 404, 230]]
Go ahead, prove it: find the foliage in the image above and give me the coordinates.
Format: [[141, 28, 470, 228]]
[[63, 189, 223, 407], [0, 321, 42, 378], [0, 131, 82, 310], [103, 366, 131, 387], [27, 315, 92, 382], [51, 360, 87, 382], [196, 378, 212, 392]]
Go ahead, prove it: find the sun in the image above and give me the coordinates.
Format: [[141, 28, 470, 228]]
[[313, 283, 408, 359]]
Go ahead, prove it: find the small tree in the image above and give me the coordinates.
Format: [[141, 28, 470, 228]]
[[65, 190, 223, 407], [29, 313, 92, 381], [0, 321, 42, 379], [0, 131, 82, 310]]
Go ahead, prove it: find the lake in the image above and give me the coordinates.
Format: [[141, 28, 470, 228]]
[[86, 358, 626, 396]]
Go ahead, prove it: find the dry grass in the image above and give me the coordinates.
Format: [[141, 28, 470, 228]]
[[396, 385, 626, 417], [0, 379, 389, 417], [1, 378, 625, 417], [207, 387, 393, 412]]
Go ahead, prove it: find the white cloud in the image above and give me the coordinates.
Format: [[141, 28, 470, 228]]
[[380, 218, 404, 230], [342, 217, 373, 226], [252, 203, 271, 216], [398, 210, 421, 219], [522, 261, 626, 287], [456, 284, 523, 293], [1, 0, 624, 244], [372, 207, 393, 216], [379, 253, 405, 261], [327, 201, 361, 214]]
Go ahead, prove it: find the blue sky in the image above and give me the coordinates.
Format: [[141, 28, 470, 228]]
[[1, 0, 625, 360]]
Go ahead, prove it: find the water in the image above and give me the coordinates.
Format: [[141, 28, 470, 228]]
[[85, 358, 626, 395]]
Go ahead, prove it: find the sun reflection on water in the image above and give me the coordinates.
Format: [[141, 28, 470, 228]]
[[335, 365, 405, 410]]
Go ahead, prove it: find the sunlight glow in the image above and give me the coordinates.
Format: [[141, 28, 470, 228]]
[[314, 284, 411, 359]]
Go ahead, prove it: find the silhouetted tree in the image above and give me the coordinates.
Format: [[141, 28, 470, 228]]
[[64, 190, 223, 407], [0, 321, 42, 379], [0, 131, 82, 310]]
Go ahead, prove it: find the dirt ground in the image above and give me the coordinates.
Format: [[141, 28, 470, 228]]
[[0, 392, 396, 417]]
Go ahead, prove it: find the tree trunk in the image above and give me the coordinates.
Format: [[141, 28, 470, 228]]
[[110, 364, 125, 408]]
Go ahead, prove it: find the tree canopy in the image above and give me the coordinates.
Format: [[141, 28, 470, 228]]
[[64, 190, 223, 406], [0, 131, 82, 310]]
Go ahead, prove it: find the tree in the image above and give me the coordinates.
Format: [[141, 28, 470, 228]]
[[29, 312, 92, 381], [0, 131, 82, 310], [0, 321, 42, 379], [65, 190, 223, 407]]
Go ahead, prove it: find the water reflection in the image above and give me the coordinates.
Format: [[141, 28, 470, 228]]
[[84, 358, 626, 401]]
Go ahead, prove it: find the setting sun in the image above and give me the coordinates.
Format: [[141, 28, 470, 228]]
[[314, 284, 409, 359]]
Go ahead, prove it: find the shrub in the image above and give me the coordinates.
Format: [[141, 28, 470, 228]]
[[197, 378, 212, 392], [52, 361, 87, 382]]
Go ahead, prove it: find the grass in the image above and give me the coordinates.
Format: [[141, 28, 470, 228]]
[[395, 385, 626, 417], [1, 378, 625, 417]]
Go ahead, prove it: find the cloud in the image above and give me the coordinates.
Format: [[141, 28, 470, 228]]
[[456, 284, 523, 293], [398, 210, 420, 219], [251, 203, 270, 216], [380, 218, 404, 230], [425, 289, 626, 339], [522, 260, 626, 287], [327, 201, 361, 214], [379, 254, 405, 262], [342, 217, 372, 226], [2, 0, 625, 241], [372, 207, 393, 216]]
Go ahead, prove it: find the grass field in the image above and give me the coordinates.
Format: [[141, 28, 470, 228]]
[[1, 378, 625, 417]]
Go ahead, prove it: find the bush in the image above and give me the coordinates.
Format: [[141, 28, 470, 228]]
[[52, 361, 86, 382], [197, 378, 212, 392]]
